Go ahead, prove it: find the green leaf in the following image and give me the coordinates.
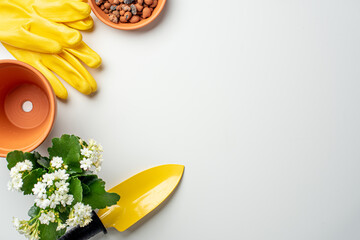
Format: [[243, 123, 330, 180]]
[[28, 205, 40, 218], [58, 208, 70, 222], [33, 151, 41, 160], [83, 178, 120, 209], [6, 150, 24, 170], [82, 183, 91, 195], [37, 157, 50, 169], [24, 152, 41, 169], [69, 177, 82, 204], [48, 135, 82, 173], [73, 172, 97, 178], [21, 169, 46, 195], [81, 175, 99, 186], [56, 228, 67, 239], [39, 222, 57, 240]]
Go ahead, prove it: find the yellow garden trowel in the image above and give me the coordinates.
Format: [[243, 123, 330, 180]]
[[59, 164, 184, 239]]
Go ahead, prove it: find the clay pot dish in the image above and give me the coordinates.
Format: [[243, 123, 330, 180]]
[[0, 60, 56, 157], [88, 0, 166, 30]]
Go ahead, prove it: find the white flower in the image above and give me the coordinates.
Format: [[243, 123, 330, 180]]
[[12, 217, 20, 230], [13, 218, 32, 237], [35, 196, 51, 209], [32, 182, 47, 197], [53, 169, 69, 181], [79, 139, 104, 173], [59, 193, 73, 207], [56, 222, 67, 231], [80, 147, 92, 158], [8, 160, 33, 192], [39, 211, 55, 225], [50, 156, 63, 169], [80, 158, 92, 171], [49, 194, 60, 209], [55, 180, 69, 194], [17, 160, 33, 172], [10, 167, 20, 178], [65, 194, 74, 206], [95, 166, 102, 173], [8, 174, 23, 191], [66, 203, 92, 227], [42, 173, 55, 186]]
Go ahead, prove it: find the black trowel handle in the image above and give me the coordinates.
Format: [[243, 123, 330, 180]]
[[58, 211, 107, 240]]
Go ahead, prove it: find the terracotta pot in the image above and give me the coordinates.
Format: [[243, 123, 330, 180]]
[[88, 0, 166, 30], [0, 60, 56, 157]]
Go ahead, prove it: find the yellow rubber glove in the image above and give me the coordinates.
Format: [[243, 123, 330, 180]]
[[12, 0, 94, 31], [0, 1, 82, 54], [3, 42, 101, 99]]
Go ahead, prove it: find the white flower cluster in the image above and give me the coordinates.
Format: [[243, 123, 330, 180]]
[[80, 139, 103, 173], [13, 217, 39, 240], [38, 211, 55, 225], [66, 202, 93, 227], [8, 160, 33, 192], [32, 157, 74, 210]]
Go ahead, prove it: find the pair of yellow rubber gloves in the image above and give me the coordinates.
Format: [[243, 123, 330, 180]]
[[0, 0, 101, 99]]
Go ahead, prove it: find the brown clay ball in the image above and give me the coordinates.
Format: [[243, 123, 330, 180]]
[[144, 0, 153, 5], [124, 11, 132, 21], [104, 2, 111, 9], [130, 15, 140, 23], [150, 0, 157, 8], [97, 0, 158, 24], [113, 10, 120, 17], [119, 16, 127, 22], [109, 14, 119, 23], [142, 7, 151, 18], [135, 3, 143, 12]]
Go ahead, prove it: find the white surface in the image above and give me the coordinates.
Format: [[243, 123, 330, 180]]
[[1, 0, 360, 239]]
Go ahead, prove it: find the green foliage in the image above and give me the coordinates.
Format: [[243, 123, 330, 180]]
[[6, 150, 24, 170], [39, 222, 58, 240], [82, 183, 91, 195], [28, 205, 40, 218], [6, 134, 120, 239], [48, 135, 82, 173], [24, 152, 41, 169], [69, 177, 83, 204], [83, 178, 120, 209], [37, 156, 50, 169], [22, 169, 46, 195]]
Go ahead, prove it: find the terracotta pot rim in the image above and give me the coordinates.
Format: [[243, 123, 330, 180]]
[[0, 59, 56, 158], [88, 0, 167, 30]]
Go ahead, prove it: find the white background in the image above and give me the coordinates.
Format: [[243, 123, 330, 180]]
[[1, 0, 360, 239]]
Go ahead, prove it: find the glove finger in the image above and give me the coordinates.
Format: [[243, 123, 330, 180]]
[[65, 42, 102, 68], [33, 0, 91, 23], [0, 27, 62, 53], [64, 16, 94, 31], [2, 43, 68, 99], [31, 62, 69, 99], [27, 16, 82, 49], [41, 53, 92, 95], [60, 50, 97, 92]]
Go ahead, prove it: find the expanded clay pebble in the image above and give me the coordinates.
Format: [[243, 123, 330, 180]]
[[142, 7, 151, 18], [95, 0, 104, 5], [130, 4, 137, 15], [96, 0, 158, 24], [109, 14, 119, 23], [150, 0, 157, 8], [144, 0, 152, 5]]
